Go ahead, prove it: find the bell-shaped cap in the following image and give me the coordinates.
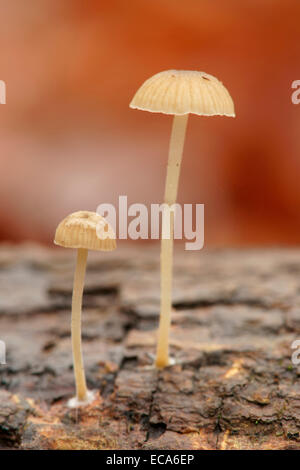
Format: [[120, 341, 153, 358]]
[[130, 70, 235, 117], [54, 211, 116, 251]]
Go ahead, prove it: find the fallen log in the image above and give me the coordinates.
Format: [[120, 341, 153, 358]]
[[0, 244, 299, 450]]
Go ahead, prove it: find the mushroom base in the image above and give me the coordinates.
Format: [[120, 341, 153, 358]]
[[155, 356, 176, 369], [67, 389, 96, 408]]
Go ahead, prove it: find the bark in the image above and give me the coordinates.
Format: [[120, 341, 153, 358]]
[[0, 244, 299, 450]]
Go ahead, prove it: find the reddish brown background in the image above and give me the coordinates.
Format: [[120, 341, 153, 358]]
[[0, 0, 300, 246]]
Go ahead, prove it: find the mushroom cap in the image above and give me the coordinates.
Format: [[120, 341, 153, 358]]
[[54, 211, 116, 251], [130, 70, 235, 117]]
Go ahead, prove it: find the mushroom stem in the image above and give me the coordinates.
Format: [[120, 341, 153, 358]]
[[71, 248, 88, 401], [155, 114, 189, 369]]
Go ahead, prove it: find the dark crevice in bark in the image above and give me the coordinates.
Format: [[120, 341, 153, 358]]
[[144, 372, 165, 442], [174, 300, 275, 310]]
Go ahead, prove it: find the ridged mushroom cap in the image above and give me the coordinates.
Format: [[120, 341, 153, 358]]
[[130, 70, 235, 117], [54, 211, 116, 251]]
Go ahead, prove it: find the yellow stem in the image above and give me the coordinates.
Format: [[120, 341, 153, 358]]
[[155, 114, 188, 368], [71, 248, 88, 401]]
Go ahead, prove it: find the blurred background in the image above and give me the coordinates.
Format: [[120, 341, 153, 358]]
[[0, 0, 300, 247]]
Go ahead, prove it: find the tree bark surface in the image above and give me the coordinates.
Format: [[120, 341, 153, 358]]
[[0, 243, 299, 450]]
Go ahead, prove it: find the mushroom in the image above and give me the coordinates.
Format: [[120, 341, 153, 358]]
[[130, 70, 235, 368], [54, 210, 116, 407]]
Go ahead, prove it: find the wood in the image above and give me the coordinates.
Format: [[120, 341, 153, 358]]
[[0, 243, 299, 450]]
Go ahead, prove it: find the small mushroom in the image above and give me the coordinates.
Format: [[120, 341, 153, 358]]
[[54, 211, 116, 407], [130, 70, 235, 368]]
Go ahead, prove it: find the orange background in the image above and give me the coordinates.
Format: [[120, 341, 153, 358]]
[[0, 0, 300, 246]]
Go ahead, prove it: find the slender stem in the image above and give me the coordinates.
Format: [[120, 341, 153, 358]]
[[155, 114, 189, 368], [72, 248, 88, 401]]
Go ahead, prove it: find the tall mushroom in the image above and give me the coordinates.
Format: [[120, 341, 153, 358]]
[[130, 70, 235, 368], [54, 211, 116, 407]]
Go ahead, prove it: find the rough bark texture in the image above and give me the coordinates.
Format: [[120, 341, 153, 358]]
[[0, 243, 299, 450]]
